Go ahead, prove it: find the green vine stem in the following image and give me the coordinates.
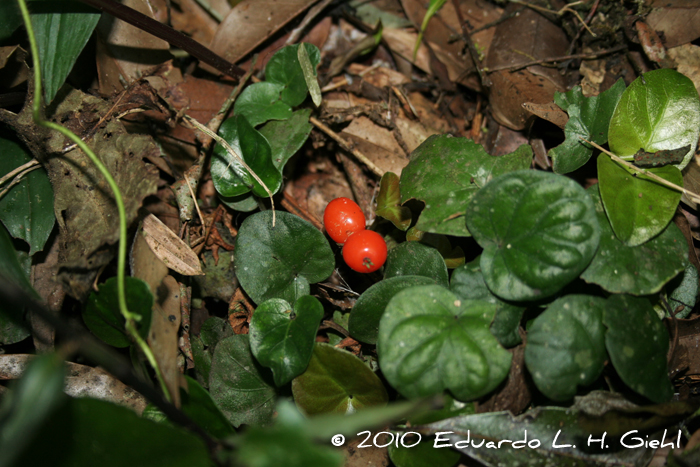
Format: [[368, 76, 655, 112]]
[[17, 0, 171, 402]]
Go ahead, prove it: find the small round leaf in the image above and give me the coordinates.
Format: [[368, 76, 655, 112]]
[[233, 82, 292, 127], [250, 295, 324, 386], [384, 241, 448, 287], [292, 343, 388, 415], [235, 211, 335, 304], [465, 170, 600, 301], [378, 285, 511, 400], [265, 43, 321, 107]]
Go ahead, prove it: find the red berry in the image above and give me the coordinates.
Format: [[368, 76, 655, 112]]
[[323, 197, 366, 244], [342, 230, 387, 273]]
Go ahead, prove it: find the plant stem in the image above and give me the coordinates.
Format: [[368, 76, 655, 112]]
[[17, 0, 171, 402]]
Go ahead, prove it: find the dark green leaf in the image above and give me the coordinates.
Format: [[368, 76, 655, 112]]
[[384, 241, 448, 287], [466, 170, 600, 301], [0, 131, 54, 255], [376, 172, 412, 230], [598, 154, 682, 246], [82, 277, 154, 348], [11, 397, 210, 467], [209, 334, 277, 427], [0, 224, 33, 344], [608, 69, 700, 170], [389, 438, 461, 467], [406, 229, 465, 268], [211, 114, 282, 198], [524, 295, 607, 401], [604, 295, 673, 403], [0, 2, 21, 41], [265, 43, 321, 107], [234, 211, 335, 304], [250, 295, 323, 386], [400, 135, 532, 236], [218, 192, 258, 212], [581, 185, 687, 295], [234, 82, 292, 127], [549, 79, 625, 174], [31, 1, 101, 103], [665, 262, 698, 319], [348, 275, 437, 344], [292, 343, 388, 415], [450, 257, 525, 347], [0, 353, 65, 467], [378, 285, 511, 400], [258, 108, 313, 171], [180, 375, 235, 439]]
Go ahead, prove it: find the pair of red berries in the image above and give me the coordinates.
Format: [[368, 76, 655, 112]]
[[323, 197, 387, 273]]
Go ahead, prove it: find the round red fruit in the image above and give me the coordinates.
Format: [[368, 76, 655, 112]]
[[323, 197, 366, 244], [342, 230, 387, 273]]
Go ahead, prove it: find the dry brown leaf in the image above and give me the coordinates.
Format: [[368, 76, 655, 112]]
[[646, 0, 700, 49], [522, 101, 569, 129], [95, 0, 172, 95], [142, 214, 203, 276], [208, 0, 317, 68], [0, 46, 28, 91], [340, 116, 409, 175], [484, 4, 568, 130], [668, 44, 700, 95], [0, 355, 147, 414]]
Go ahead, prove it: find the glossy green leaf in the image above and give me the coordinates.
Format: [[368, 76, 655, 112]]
[[376, 172, 412, 230], [265, 43, 321, 107], [258, 108, 313, 171], [384, 241, 448, 287], [232, 400, 342, 467], [378, 285, 511, 400], [209, 334, 277, 427], [181, 375, 235, 439], [400, 135, 532, 236], [665, 262, 698, 319], [549, 79, 625, 174], [466, 170, 600, 301], [234, 211, 335, 305], [598, 154, 682, 246], [233, 82, 292, 127], [250, 295, 323, 386], [0, 131, 54, 255], [211, 114, 282, 198], [11, 397, 210, 467], [218, 192, 258, 212], [292, 343, 388, 415], [608, 69, 700, 170], [525, 295, 607, 401], [191, 317, 234, 387], [604, 295, 673, 403], [581, 186, 687, 295], [82, 277, 154, 348], [31, 1, 101, 104], [389, 438, 461, 467], [348, 275, 436, 345], [450, 257, 525, 348], [0, 224, 34, 344]]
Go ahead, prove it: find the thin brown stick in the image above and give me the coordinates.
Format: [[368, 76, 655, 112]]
[[451, 0, 492, 87], [485, 45, 627, 73], [309, 116, 384, 177], [0, 159, 39, 187]]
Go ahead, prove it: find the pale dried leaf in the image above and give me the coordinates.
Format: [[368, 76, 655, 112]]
[[522, 102, 569, 129], [148, 275, 182, 407], [142, 214, 204, 276], [340, 116, 409, 175], [647, 0, 700, 49]]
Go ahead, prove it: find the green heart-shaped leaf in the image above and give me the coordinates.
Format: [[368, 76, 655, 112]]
[[376, 172, 412, 230], [211, 114, 282, 198], [348, 275, 437, 345], [378, 285, 511, 400], [549, 79, 625, 174], [209, 334, 277, 427], [82, 277, 153, 348], [465, 170, 600, 301], [234, 82, 292, 127], [292, 343, 388, 415], [524, 295, 607, 401], [598, 155, 682, 246], [258, 109, 313, 171], [250, 295, 323, 386], [604, 295, 673, 403], [580, 185, 687, 295], [0, 130, 54, 255], [265, 43, 321, 107], [608, 69, 700, 170], [450, 257, 525, 348], [180, 376, 235, 439], [234, 211, 335, 304], [400, 136, 532, 236], [384, 241, 448, 287]]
